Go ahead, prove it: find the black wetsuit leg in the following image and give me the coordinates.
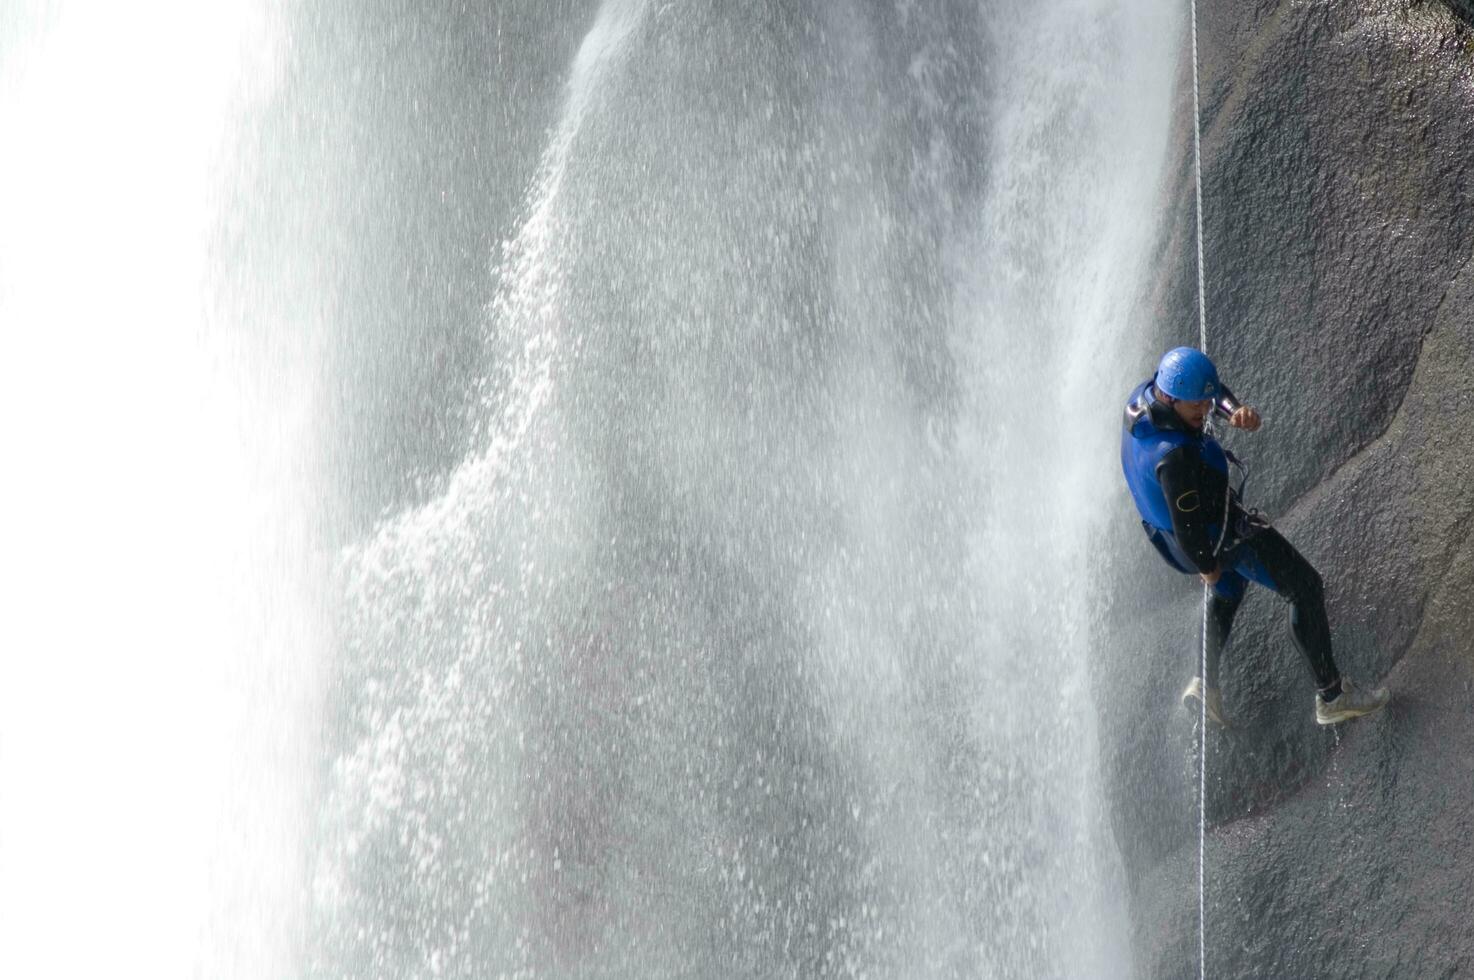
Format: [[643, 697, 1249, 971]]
[[1152, 522, 1246, 688], [1204, 588, 1242, 689], [1220, 527, 1341, 692]]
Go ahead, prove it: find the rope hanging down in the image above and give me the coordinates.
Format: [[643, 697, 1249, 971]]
[[1189, 1, 1209, 979]]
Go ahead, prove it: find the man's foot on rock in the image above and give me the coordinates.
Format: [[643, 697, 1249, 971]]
[[1315, 677, 1390, 726], [1182, 676, 1229, 728]]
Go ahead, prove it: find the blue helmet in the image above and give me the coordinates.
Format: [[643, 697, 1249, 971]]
[[1154, 346, 1220, 401]]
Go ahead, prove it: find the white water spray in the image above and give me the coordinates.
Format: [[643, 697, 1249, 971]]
[[314, 1, 1180, 977], [0, 5, 323, 978], [0, 0, 1188, 975]]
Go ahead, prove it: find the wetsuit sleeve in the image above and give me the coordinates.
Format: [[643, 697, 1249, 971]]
[[1213, 383, 1240, 420], [1156, 445, 1219, 573]]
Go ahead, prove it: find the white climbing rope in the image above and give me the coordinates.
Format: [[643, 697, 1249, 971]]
[[1190, 0, 1209, 978], [1191, 5, 1208, 356], [1197, 593, 1208, 980]]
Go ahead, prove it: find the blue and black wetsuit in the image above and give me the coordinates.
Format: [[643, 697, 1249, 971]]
[[1121, 380, 1342, 697]]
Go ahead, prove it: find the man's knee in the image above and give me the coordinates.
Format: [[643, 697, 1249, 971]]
[[1280, 563, 1325, 613], [1256, 530, 1324, 603]]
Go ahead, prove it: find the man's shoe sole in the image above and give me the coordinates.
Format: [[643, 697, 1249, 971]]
[[1181, 678, 1229, 728]]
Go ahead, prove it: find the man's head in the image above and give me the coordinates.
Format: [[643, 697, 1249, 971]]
[[1153, 346, 1220, 430], [1155, 389, 1214, 430]]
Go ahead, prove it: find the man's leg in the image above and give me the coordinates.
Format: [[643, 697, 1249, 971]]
[[1222, 527, 1340, 694], [1160, 529, 1243, 724], [1226, 528, 1390, 722], [1205, 575, 1247, 690]]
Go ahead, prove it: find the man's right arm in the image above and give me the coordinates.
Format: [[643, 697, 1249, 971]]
[[1214, 383, 1262, 431], [1157, 446, 1219, 574], [1212, 383, 1240, 420]]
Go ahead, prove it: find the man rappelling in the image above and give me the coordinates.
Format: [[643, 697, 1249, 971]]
[[1121, 347, 1390, 726]]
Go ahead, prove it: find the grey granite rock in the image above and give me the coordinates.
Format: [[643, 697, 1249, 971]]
[[1103, 1, 1474, 976]]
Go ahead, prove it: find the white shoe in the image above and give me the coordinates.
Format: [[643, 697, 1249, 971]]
[[1315, 677, 1390, 725], [1181, 676, 1229, 728]]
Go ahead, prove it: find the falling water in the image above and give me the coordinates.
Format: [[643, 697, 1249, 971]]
[[1, 3, 323, 978], [2, 0, 1180, 977], [312, 1, 1179, 978]]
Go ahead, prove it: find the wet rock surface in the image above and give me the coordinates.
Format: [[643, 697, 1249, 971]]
[[1101, 1, 1474, 976]]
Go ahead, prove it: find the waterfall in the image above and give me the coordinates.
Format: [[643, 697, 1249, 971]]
[[315, 1, 1179, 978], [0, 3, 324, 979], [1, 0, 1180, 977]]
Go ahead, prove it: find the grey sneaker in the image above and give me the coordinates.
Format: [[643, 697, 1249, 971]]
[[1315, 677, 1390, 726], [1182, 676, 1229, 728]]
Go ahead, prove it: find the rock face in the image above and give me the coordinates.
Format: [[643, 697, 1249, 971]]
[[1101, 1, 1474, 976]]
